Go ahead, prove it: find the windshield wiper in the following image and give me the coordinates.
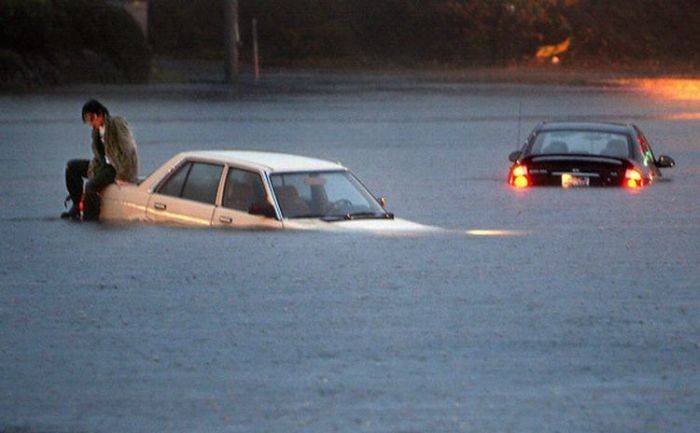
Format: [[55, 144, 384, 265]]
[[290, 213, 325, 219], [321, 212, 394, 222], [320, 215, 347, 222], [347, 211, 387, 220]]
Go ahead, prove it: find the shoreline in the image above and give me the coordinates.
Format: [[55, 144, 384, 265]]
[[152, 56, 700, 85], [2, 57, 698, 95]]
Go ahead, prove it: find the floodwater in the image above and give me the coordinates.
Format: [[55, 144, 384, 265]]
[[1, 73, 698, 433]]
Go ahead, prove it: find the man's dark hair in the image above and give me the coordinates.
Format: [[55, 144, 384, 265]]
[[81, 99, 109, 120]]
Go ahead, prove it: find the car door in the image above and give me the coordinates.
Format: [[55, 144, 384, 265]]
[[212, 166, 283, 229], [146, 161, 224, 226]]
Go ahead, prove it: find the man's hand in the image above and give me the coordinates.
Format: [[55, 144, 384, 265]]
[[115, 179, 129, 187]]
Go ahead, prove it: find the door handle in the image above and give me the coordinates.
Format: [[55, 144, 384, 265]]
[[219, 216, 233, 224], [154, 202, 167, 211]]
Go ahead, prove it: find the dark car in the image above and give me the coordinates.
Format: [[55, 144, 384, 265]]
[[507, 122, 675, 188]]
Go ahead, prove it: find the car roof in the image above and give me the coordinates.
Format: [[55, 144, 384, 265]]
[[536, 122, 634, 135], [178, 150, 346, 173]]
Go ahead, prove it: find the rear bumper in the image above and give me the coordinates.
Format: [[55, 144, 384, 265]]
[[528, 173, 624, 187], [507, 155, 649, 188]]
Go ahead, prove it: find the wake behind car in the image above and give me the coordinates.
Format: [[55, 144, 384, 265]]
[[97, 150, 434, 233], [507, 122, 675, 188]]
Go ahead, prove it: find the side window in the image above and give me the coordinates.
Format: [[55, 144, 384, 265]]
[[158, 162, 191, 197], [222, 168, 267, 211], [181, 163, 223, 205]]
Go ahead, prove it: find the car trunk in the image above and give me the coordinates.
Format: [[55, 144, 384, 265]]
[[525, 155, 629, 187]]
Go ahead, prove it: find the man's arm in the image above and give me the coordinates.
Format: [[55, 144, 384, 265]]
[[107, 117, 139, 183], [87, 129, 102, 179]]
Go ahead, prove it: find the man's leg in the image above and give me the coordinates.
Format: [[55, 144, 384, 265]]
[[61, 159, 89, 219], [82, 164, 116, 221]]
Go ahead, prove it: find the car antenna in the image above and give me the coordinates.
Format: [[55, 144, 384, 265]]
[[516, 100, 522, 150]]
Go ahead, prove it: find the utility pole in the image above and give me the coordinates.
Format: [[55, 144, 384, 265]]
[[252, 18, 260, 81], [224, 0, 240, 83]]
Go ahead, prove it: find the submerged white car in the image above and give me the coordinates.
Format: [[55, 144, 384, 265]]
[[100, 150, 433, 233]]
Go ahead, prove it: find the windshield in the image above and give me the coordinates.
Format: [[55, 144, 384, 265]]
[[530, 130, 632, 158], [270, 171, 386, 219]]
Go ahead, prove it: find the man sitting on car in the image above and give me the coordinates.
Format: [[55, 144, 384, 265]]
[[61, 99, 139, 221]]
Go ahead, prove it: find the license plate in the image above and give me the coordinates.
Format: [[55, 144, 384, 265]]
[[561, 173, 590, 188]]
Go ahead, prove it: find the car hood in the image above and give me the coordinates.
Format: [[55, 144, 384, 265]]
[[282, 217, 442, 235]]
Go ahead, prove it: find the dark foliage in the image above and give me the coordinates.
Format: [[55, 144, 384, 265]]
[[1, 0, 150, 87], [2, 0, 697, 87], [0, 0, 53, 53], [148, 0, 698, 68], [563, 0, 700, 65], [150, 0, 226, 58]]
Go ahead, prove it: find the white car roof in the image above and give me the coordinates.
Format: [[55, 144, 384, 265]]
[[179, 150, 346, 173]]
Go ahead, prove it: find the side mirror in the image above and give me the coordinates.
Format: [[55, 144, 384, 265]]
[[249, 201, 277, 218], [378, 197, 387, 208], [655, 155, 675, 168], [508, 151, 522, 162]]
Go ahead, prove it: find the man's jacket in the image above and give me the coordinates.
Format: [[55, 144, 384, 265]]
[[87, 116, 138, 183]]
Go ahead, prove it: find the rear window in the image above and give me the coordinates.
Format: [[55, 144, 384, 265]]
[[181, 163, 223, 205], [530, 131, 631, 158]]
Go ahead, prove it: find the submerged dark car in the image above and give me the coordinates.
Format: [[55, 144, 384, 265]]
[[507, 122, 675, 189]]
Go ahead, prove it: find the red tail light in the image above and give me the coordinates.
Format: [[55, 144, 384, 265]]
[[510, 164, 529, 188], [624, 168, 643, 188], [78, 198, 85, 220]]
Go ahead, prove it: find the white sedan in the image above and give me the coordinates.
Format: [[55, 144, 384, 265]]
[[100, 150, 435, 233]]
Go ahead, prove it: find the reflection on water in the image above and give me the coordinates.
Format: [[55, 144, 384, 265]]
[[616, 78, 700, 101], [465, 229, 529, 236], [666, 112, 700, 120]]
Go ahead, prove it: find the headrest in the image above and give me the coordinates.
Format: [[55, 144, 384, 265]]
[[544, 140, 568, 154], [602, 139, 628, 157], [275, 185, 299, 199]]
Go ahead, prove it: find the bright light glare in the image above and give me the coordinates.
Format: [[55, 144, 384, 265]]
[[513, 175, 529, 188], [624, 168, 642, 188], [667, 112, 700, 120], [614, 78, 700, 101], [466, 229, 529, 237], [625, 168, 642, 180], [512, 165, 527, 176]]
